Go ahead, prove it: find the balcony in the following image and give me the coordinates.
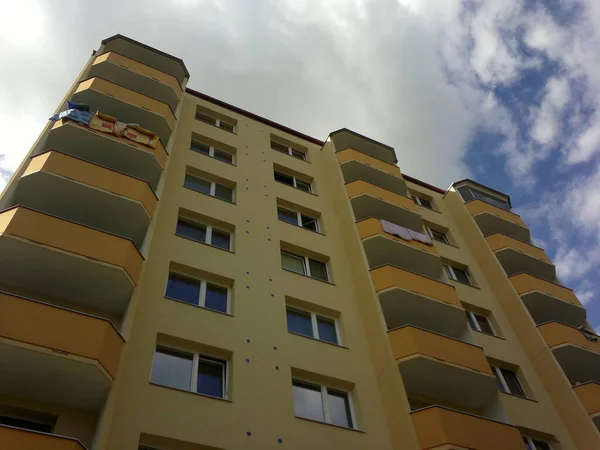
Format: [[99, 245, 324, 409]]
[[0, 291, 123, 409], [389, 326, 497, 410], [0, 207, 142, 316], [41, 119, 166, 189], [101, 34, 188, 86], [573, 382, 600, 428], [466, 200, 530, 242], [340, 161, 408, 197], [538, 321, 600, 383], [89, 52, 181, 112], [371, 265, 466, 337], [510, 273, 585, 328], [345, 180, 422, 231], [15, 150, 156, 246], [72, 77, 175, 145], [357, 218, 443, 279], [0, 426, 86, 450], [411, 406, 524, 450], [330, 128, 397, 164], [336, 148, 401, 176], [486, 233, 556, 281]]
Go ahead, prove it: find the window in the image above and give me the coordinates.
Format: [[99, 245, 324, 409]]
[[271, 140, 306, 160], [165, 273, 229, 313], [292, 380, 355, 428], [286, 307, 340, 344], [190, 140, 234, 164], [427, 227, 449, 244], [444, 264, 471, 285], [195, 110, 236, 133], [0, 413, 55, 434], [412, 195, 433, 209], [492, 366, 526, 397], [523, 437, 551, 450], [274, 170, 312, 193], [151, 346, 227, 398], [277, 206, 319, 232], [176, 218, 231, 251], [281, 251, 329, 282], [466, 310, 495, 335], [184, 174, 234, 202]]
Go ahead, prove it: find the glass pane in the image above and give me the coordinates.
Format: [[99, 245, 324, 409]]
[[195, 112, 216, 125], [293, 381, 325, 422], [317, 317, 338, 344], [278, 207, 299, 225], [214, 184, 233, 201], [309, 259, 328, 281], [470, 188, 510, 211], [291, 149, 306, 160], [295, 179, 311, 193], [474, 313, 494, 335], [197, 358, 224, 398], [419, 198, 433, 209], [0, 415, 53, 433], [184, 175, 211, 194], [501, 368, 525, 396], [301, 215, 318, 231], [453, 267, 470, 285], [166, 274, 201, 305], [176, 220, 206, 243], [286, 308, 314, 337], [151, 347, 193, 390], [274, 171, 294, 186], [213, 148, 233, 164], [271, 141, 289, 153], [211, 229, 231, 250], [205, 283, 228, 313], [190, 141, 210, 155], [493, 368, 506, 392], [532, 439, 551, 450], [219, 121, 235, 133], [327, 389, 353, 428], [431, 230, 447, 243], [466, 312, 477, 331], [281, 252, 306, 274], [523, 438, 534, 450]]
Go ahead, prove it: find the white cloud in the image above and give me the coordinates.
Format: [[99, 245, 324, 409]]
[[576, 290, 595, 306]]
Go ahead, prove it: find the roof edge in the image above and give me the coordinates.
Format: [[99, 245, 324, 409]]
[[403, 174, 446, 194]]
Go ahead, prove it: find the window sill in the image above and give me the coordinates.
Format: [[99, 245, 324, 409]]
[[278, 219, 326, 236], [149, 382, 233, 402], [448, 279, 480, 290], [288, 331, 348, 349], [282, 268, 335, 286], [164, 296, 234, 317], [183, 185, 236, 204], [273, 150, 312, 164], [275, 180, 318, 197], [194, 120, 238, 136], [189, 149, 237, 167], [433, 239, 459, 249], [174, 233, 235, 253], [472, 329, 506, 340], [295, 416, 364, 433], [416, 205, 442, 214], [499, 391, 537, 403]]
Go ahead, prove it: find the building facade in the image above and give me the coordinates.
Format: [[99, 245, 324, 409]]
[[0, 35, 599, 450]]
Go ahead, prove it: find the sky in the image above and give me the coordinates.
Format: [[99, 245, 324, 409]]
[[1, 0, 599, 329]]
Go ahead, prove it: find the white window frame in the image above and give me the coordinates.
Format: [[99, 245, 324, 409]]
[[281, 251, 329, 281], [491, 365, 525, 396], [166, 273, 231, 314], [412, 195, 433, 209], [274, 170, 312, 193], [426, 227, 449, 244], [271, 141, 306, 160], [152, 345, 228, 399], [196, 111, 236, 133], [466, 310, 495, 335], [190, 140, 234, 164], [176, 218, 232, 251], [184, 174, 234, 202], [286, 306, 341, 345], [444, 264, 471, 285], [292, 378, 357, 429], [468, 187, 509, 210], [523, 436, 551, 450], [277, 206, 320, 232]]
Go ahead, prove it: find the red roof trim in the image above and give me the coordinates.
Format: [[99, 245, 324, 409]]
[[403, 174, 446, 194]]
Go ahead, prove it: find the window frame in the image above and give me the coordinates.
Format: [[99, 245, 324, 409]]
[[286, 306, 341, 345], [291, 378, 357, 429], [274, 170, 313, 193], [281, 251, 329, 282], [468, 187, 510, 211], [466, 310, 495, 335], [271, 140, 307, 161], [151, 345, 228, 399], [492, 365, 526, 397], [165, 272, 231, 314], [444, 264, 471, 285], [195, 111, 236, 133], [184, 174, 234, 203], [176, 218, 232, 251], [277, 206, 320, 232], [190, 140, 234, 165], [426, 227, 449, 244], [523, 436, 552, 450], [412, 195, 433, 209]]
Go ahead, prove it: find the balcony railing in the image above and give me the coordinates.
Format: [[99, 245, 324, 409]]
[[486, 233, 555, 281], [0, 426, 86, 450]]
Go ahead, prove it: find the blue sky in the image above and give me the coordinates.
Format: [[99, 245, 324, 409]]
[[1, 0, 599, 329]]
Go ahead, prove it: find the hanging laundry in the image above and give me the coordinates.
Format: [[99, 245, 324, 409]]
[[380, 219, 433, 246]]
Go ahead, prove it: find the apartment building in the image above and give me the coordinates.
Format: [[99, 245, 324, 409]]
[[0, 34, 598, 450]]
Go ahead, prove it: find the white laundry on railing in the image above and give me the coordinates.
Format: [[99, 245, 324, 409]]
[[380, 219, 433, 246]]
